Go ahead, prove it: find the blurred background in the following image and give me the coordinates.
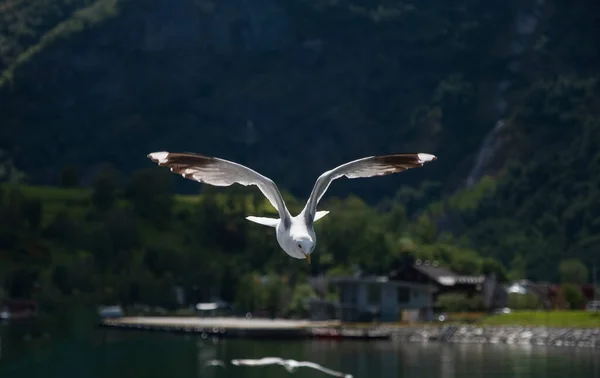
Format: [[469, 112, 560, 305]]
[[0, 0, 600, 377]]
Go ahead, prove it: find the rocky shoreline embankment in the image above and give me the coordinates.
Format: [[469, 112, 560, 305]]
[[391, 325, 600, 348]]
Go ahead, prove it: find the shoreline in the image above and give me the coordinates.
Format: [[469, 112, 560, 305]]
[[99, 316, 600, 347], [391, 325, 600, 348]]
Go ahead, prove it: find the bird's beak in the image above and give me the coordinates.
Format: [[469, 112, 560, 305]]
[[304, 253, 311, 264]]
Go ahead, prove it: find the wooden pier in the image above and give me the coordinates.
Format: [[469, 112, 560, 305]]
[[99, 317, 391, 340]]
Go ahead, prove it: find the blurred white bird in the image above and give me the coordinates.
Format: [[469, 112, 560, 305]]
[[231, 357, 353, 378], [148, 151, 436, 264], [204, 359, 226, 368]]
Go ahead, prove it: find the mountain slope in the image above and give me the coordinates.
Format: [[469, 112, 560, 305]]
[[0, 0, 521, 201], [2, 0, 600, 283]]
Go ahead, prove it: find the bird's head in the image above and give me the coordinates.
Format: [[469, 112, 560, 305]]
[[293, 236, 314, 264], [282, 360, 298, 373]]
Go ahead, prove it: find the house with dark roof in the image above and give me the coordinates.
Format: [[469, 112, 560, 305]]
[[330, 275, 436, 322], [307, 273, 436, 323], [389, 257, 507, 311]]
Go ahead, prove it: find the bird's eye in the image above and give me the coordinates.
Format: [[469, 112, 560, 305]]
[[297, 243, 302, 249]]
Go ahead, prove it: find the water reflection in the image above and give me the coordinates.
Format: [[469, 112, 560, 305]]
[[1, 329, 599, 378], [195, 338, 221, 378], [309, 340, 600, 378], [440, 344, 455, 378]]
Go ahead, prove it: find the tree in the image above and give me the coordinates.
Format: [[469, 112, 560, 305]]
[[481, 258, 508, 283], [560, 283, 586, 310], [559, 259, 588, 284], [287, 283, 317, 318], [92, 165, 119, 211], [449, 249, 482, 275], [144, 245, 185, 279], [59, 166, 80, 188], [52, 265, 71, 295], [103, 208, 141, 254], [508, 254, 527, 281], [125, 168, 174, 226], [43, 209, 82, 248], [264, 273, 288, 318], [22, 198, 42, 231], [234, 274, 266, 314]]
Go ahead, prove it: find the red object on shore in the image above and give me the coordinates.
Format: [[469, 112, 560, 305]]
[[312, 328, 343, 339], [0, 299, 38, 320]]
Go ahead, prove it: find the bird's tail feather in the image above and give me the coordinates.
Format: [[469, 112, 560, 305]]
[[314, 210, 330, 222], [246, 216, 279, 227], [246, 210, 330, 227]]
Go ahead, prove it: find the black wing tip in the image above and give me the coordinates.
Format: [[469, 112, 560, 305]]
[[375, 153, 437, 167]]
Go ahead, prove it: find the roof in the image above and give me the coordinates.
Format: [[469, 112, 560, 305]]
[[195, 300, 228, 311], [507, 282, 528, 294], [327, 275, 437, 292], [412, 263, 484, 286]]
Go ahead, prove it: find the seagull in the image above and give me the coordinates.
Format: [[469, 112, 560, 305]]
[[147, 151, 436, 263], [231, 357, 353, 378], [204, 359, 226, 368]]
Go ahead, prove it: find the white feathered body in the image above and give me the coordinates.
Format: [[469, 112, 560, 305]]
[[146, 151, 436, 263], [276, 214, 317, 260]]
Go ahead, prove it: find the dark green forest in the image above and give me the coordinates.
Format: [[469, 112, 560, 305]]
[[1, 0, 600, 313]]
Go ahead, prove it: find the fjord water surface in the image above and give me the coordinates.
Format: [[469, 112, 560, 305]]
[[1, 327, 599, 378]]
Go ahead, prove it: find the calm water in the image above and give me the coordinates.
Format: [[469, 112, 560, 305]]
[[2, 323, 600, 378]]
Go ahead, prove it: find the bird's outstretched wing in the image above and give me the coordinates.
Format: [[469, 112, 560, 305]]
[[297, 361, 353, 378], [231, 357, 284, 366], [148, 151, 290, 221], [204, 360, 225, 368], [302, 153, 437, 222]]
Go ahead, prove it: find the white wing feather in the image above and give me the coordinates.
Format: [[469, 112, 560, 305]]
[[148, 151, 291, 222], [231, 357, 284, 366], [230, 357, 353, 378], [296, 361, 353, 377], [302, 153, 436, 221]]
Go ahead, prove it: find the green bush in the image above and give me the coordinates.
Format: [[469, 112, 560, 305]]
[[508, 293, 544, 310], [560, 284, 586, 310], [435, 292, 483, 312]]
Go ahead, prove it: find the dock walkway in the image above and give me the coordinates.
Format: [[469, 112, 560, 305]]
[[100, 317, 391, 340]]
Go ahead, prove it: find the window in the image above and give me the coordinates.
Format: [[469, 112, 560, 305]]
[[397, 287, 410, 303]]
